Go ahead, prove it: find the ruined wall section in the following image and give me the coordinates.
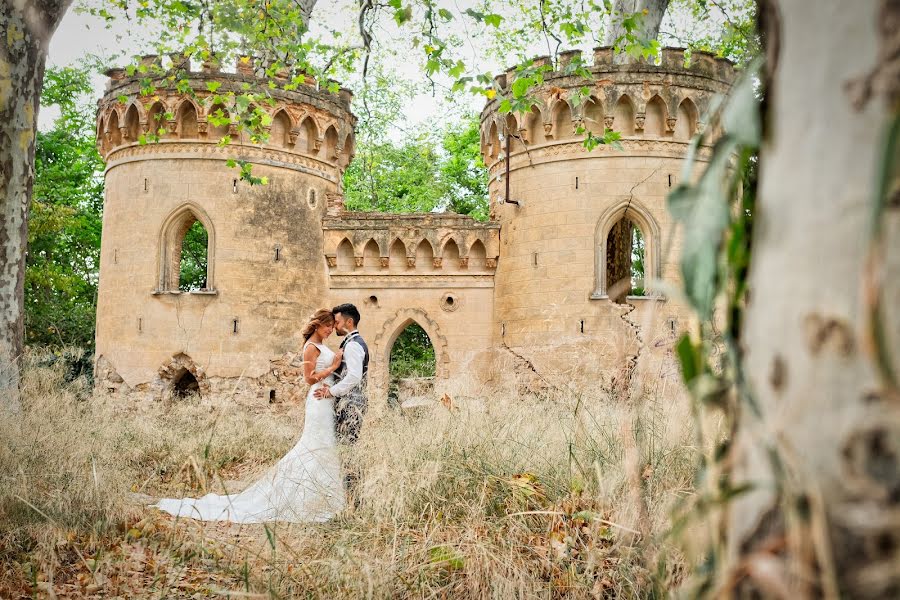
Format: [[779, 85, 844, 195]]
[[94, 56, 356, 402], [481, 48, 734, 392], [322, 210, 500, 398]]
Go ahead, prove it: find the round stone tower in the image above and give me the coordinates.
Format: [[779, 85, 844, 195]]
[[94, 55, 355, 401], [481, 48, 734, 388]]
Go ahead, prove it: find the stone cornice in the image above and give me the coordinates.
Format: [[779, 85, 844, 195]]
[[323, 213, 500, 230], [104, 140, 340, 182], [486, 138, 712, 174], [328, 274, 495, 289]]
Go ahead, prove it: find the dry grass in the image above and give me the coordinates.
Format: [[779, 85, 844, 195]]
[[0, 353, 718, 598]]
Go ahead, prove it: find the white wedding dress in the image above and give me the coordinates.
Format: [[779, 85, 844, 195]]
[[154, 341, 346, 523]]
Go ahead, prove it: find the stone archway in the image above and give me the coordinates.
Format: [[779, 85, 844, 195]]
[[371, 308, 450, 398], [158, 353, 209, 398]]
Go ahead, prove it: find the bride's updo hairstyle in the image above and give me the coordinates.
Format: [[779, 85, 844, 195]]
[[302, 309, 335, 341]]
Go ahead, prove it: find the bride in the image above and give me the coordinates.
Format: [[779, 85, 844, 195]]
[[154, 309, 347, 523]]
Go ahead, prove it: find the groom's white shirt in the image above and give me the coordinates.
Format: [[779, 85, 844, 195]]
[[329, 330, 364, 398]]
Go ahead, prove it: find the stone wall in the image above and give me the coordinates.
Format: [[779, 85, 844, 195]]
[[94, 58, 353, 402], [322, 212, 500, 400], [481, 47, 733, 392], [93, 48, 732, 404]]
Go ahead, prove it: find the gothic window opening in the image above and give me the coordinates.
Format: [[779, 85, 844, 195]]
[[388, 321, 436, 406], [159, 206, 215, 293], [605, 217, 646, 303]]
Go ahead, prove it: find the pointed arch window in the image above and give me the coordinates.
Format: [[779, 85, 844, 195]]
[[158, 205, 216, 293], [592, 200, 660, 301]]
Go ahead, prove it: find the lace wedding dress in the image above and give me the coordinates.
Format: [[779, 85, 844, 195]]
[[154, 341, 346, 523]]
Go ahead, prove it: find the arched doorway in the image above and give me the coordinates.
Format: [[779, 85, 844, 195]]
[[387, 321, 436, 405]]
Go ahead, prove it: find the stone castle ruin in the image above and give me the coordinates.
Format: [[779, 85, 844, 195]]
[[93, 48, 734, 403]]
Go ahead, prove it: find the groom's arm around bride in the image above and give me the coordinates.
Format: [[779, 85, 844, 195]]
[[314, 304, 369, 445]]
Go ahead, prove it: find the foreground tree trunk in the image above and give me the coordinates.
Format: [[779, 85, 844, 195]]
[[604, 0, 669, 62], [0, 0, 72, 404], [730, 1, 899, 596], [606, 218, 633, 302]]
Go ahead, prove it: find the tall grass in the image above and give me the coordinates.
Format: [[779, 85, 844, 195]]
[[0, 352, 717, 598]]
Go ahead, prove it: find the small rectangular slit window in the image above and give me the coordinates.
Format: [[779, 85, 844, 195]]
[[232, 179, 238, 194], [232, 318, 239, 334]]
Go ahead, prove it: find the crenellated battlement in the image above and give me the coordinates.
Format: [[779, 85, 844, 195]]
[[96, 54, 356, 171], [480, 47, 735, 168]]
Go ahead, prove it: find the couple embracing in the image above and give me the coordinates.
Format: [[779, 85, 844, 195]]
[[154, 304, 368, 523]]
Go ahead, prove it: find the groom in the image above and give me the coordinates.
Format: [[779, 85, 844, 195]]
[[314, 304, 369, 500]]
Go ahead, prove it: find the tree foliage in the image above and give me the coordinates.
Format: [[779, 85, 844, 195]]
[[178, 221, 209, 292], [389, 322, 436, 379], [27, 66, 104, 349], [343, 115, 489, 220]]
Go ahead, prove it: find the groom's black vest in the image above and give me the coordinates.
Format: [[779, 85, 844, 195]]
[[338, 331, 369, 382]]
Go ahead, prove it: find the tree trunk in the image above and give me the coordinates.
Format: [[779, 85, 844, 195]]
[[730, 1, 899, 597], [604, 0, 670, 62], [0, 0, 72, 404], [606, 218, 633, 303]]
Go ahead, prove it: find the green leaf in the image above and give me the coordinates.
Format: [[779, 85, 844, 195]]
[[676, 334, 701, 384], [668, 138, 738, 317], [428, 546, 465, 570], [206, 81, 222, 93], [510, 76, 533, 99], [394, 6, 412, 25], [722, 58, 762, 147], [438, 8, 453, 20], [484, 13, 502, 27]]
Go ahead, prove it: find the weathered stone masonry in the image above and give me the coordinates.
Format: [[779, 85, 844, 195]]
[[93, 49, 733, 402]]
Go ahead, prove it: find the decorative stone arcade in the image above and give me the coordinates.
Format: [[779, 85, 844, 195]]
[[93, 48, 732, 403]]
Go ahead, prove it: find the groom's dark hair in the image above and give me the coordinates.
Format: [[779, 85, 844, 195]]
[[332, 303, 360, 327]]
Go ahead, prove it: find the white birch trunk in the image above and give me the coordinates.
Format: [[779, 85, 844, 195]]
[[730, 1, 899, 596], [0, 0, 72, 406]]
